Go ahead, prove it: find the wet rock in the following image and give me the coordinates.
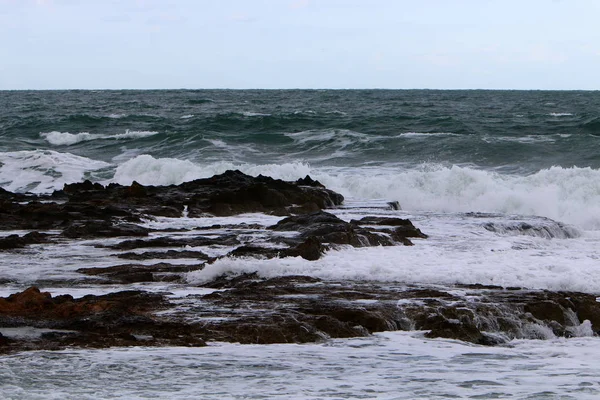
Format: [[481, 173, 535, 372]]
[[561, 292, 600, 331], [63, 170, 344, 218], [226, 245, 282, 259], [295, 175, 325, 188], [0, 331, 10, 347], [0, 287, 207, 353], [270, 211, 400, 247], [483, 220, 580, 239], [0, 232, 50, 250], [423, 315, 486, 343], [351, 216, 428, 242], [117, 249, 210, 261], [107, 234, 240, 251], [269, 211, 426, 247], [387, 201, 401, 210], [0, 171, 346, 236], [62, 221, 150, 238], [223, 237, 327, 262], [524, 300, 567, 325], [77, 263, 204, 283], [286, 237, 327, 261]]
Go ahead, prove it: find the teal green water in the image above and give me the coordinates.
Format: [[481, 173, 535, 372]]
[[1, 89, 599, 174]]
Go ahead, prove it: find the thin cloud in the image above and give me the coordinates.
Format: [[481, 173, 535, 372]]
[[290, 0, 310, 10]]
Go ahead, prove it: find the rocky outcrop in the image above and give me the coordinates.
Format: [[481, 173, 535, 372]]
[[3, 276, 600, 353], [270, 211, 423, 248], [0, 287, 206, 353], [0, 171, 347, 244], [62, 221, 150, 238], [60, 170, 344, 218], [0, 232, 50, 250], [0, 171, 438, 353]]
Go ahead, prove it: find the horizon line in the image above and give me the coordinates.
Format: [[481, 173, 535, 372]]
[[1, 87, 599, 92]]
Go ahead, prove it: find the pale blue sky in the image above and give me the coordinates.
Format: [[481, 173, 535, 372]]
[[1, 0, 599, 90]]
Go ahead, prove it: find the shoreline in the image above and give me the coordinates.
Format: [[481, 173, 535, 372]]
[[1, 171, 599, 353]]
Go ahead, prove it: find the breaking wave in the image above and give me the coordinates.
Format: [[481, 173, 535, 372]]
[[40, 130, 159, 145], [110, 155, 600, 229]]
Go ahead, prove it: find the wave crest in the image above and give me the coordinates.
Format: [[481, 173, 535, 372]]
[[111, 156, 600, 229], [40, 130, 159, 145]]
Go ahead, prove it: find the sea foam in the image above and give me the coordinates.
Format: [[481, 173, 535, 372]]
[[111, 155, 600, 229], [0, 150, 110, 193], [40, 130, 159, 145]]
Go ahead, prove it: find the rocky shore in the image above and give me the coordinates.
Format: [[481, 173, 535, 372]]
[[1, 171, 599, 353]]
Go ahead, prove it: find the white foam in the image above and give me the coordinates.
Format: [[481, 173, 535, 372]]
[[112, 155, 315, 186], [113, 129, 159, 139], [108, 113, 127, 119], [40, 130, 159, 146], [284, 129, 373, 145], [180, 114, 194, 119], [3, 332, 597, 399], [40, 131, 99, 145], [315, 164, 600, 230], [110, 157, 600, 229], [241, 111, 271, 117], [0, 150, 110, 193], [482, 135, 556, 144], [188, 212, 600, 293], [397, 132, 458, 138], [549, 112, 573, 117]]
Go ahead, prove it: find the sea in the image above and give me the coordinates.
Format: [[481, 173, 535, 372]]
[[1, 89, 600, 399]]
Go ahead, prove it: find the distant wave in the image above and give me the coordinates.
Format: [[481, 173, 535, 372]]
[[548, 113, 573, 117], [40, 130, 159, 145], [396, 132, 459, 138], [481, 135, 557, 144], [284, 129, 374, 145], [40, 131, 99, 146], [240, 111, 272, 117]]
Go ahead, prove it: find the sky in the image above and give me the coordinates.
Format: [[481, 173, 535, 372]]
[[1, 0, 599, 90]]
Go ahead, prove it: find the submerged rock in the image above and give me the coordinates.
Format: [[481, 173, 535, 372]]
[[270, 211, 423, 249]]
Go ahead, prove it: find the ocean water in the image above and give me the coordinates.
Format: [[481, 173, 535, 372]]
[[2, 89, 600, 398]]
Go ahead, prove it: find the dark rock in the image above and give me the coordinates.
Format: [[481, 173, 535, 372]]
[[62, 221, 150, 238], [296, 175, 325, 188], [351, 216, 428, 239], [77, 263, 204, 283], [0, 231, 50, 250], [62, 170, 344, 218], [117, 250, 210, 261], [423, 315, 486, 344], [107, 234, 240, 251], [387, 201, 401, 210], [270, 211, 407, 247], [287, 237, 327, 261], [226, 245, 282, 259], [524, 300, 566, 325]]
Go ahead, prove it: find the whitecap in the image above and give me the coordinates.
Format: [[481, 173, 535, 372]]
[[40, 130, 159, 145], [241, 111, 271, 117], [397, 132, 458, 138], [40, 131, 99, 146], [549, 113, 573, 117], [0, 150, 110, 193], [113, 129, 159, 139]]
